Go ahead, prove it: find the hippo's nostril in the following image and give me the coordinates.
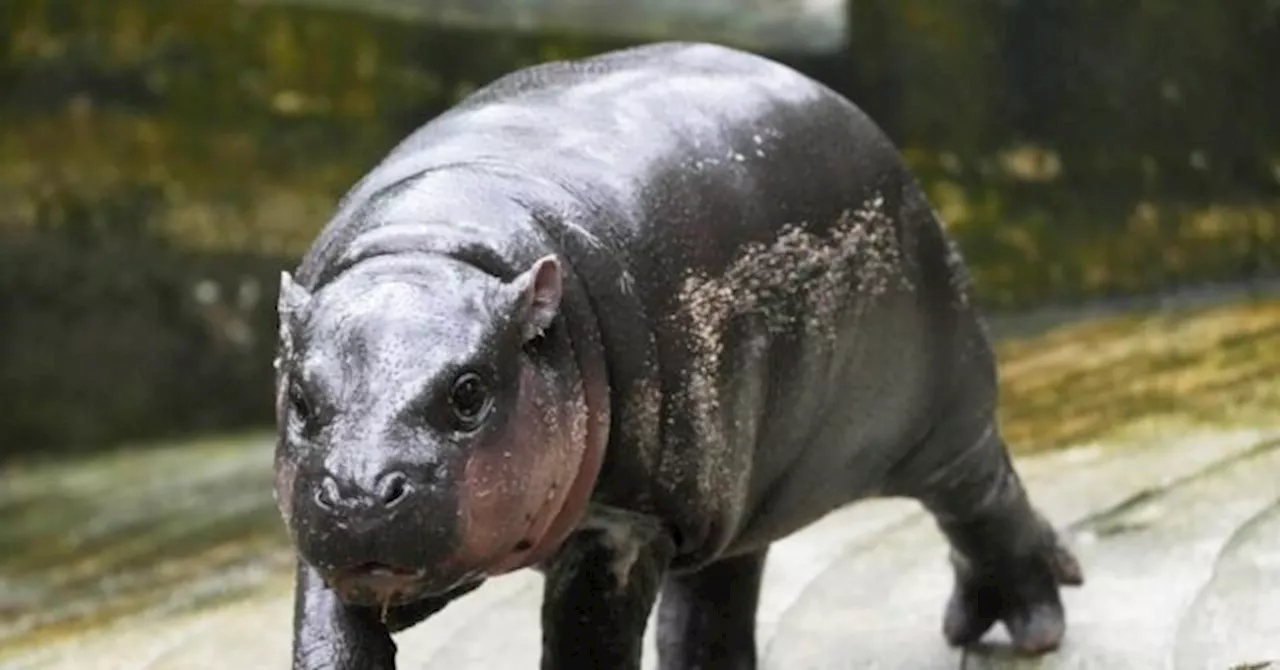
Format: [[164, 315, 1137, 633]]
[[315, 475, 340, 512], [378, 471, 412, 508]]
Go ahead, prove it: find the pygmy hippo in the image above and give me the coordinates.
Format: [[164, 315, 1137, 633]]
[[272, 40, 1084, 670]]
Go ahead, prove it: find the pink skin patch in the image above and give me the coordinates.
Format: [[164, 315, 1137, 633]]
[[451, 364, 603, 576]]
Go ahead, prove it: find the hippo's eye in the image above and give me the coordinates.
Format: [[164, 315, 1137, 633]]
[[448, 371, 492, 429], [288, 382, 312, 423]]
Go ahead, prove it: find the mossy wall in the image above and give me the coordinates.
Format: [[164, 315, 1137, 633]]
[[1, 0, 1276, 454]]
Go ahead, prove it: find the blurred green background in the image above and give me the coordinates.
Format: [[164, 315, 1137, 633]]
[[1, 0, 1277, 457]]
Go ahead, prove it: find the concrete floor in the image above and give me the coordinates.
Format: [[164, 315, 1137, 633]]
[[4, 426, 1278, 670]]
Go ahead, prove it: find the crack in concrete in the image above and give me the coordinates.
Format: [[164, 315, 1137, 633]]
[[1069, 436, 1280, 535], [1173, 499, 1280, 669]]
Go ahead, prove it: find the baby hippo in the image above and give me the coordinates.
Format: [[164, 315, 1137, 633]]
[[272, 40, 1083, 670]]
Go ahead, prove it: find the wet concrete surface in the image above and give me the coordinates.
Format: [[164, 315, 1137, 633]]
[[766, 430, 1280, 670], [3, 426, 1278, 669], [1173, 501, 1280, 670], [4, 297, 1280, 669]]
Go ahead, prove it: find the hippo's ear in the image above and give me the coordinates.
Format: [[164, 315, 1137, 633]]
[[506, 255, 563, 342], [276, 271, 311, 356]]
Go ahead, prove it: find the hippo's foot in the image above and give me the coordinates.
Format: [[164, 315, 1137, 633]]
[[881, 400, 1086, 656], [942, 526, 1084, 655]]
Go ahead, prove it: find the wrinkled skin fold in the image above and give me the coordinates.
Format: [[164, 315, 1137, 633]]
[[274, 41, 1084, 670]]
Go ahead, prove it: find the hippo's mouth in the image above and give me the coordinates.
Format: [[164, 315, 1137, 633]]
[[327, 562, 478, 610], [318, 483, 562, 610]]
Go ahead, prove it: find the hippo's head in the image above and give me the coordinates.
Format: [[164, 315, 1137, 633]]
[[271, 253, 602, 608]]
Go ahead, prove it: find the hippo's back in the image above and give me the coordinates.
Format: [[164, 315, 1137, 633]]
[[353, 41, 906, 241]]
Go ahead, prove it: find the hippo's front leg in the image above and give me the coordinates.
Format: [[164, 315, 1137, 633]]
[[290, 560, 474, 669], [540, 505, 677, 670], [290, 560, 396, 670], [655, 549, 767, 670]]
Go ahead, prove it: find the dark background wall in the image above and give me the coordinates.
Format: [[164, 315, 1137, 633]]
[[1, 0, 1276, 456]]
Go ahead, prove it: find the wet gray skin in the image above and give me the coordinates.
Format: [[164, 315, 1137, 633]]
[[268, 40, 1081, 670]]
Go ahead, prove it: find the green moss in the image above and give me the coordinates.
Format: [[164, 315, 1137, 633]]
[[996, 298, 1280, 454]]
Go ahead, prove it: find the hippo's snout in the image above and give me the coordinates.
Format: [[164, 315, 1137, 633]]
[[312, 469, 416, 516], [285, 453, 469, 600]]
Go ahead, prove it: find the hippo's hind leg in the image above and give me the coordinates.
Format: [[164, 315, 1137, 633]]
[[885, 370, 1084, 653], [656, 549, 767, 670], [933, 427, 1083, 653]]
